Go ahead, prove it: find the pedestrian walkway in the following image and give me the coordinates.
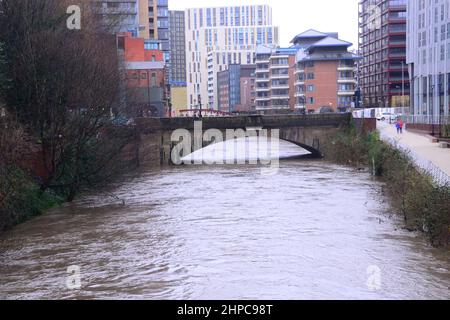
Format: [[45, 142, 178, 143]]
[[377, 121, 450, 186]]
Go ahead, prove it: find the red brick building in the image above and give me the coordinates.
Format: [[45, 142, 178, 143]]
[[292, 30, 361, 113], [117, 33, 167, 117]]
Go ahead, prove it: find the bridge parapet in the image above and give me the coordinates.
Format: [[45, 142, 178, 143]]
[[135, 113, 352, 132]]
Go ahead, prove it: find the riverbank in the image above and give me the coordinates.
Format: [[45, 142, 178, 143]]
[[0, 167, 64, 232], [322, 123, 450, 247]]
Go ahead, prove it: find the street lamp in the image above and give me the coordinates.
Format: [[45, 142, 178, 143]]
[[401, 61, 405, 110], [198, 94, 203, 118], [431, 84, 435, 137]]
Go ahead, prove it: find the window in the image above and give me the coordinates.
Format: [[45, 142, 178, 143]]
[[307, 85, 315, 92], [308, 97, 314, 104]]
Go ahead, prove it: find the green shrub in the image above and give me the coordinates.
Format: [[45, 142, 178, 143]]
[[0, 166, 63, 231], [324, 128, 450, 247]]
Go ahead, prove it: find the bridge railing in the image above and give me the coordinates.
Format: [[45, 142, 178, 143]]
[[135, 113, 352, 131]]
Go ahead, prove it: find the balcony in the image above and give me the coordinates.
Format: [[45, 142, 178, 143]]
[[294, 92, 305, 97], [294, 80, 305, 86], [271, 73, 289, 80], [270, 55, 289, 59], [270, 64, 289, 70], [271, 84, 290, 90], [389, 76, 408, 82], [338, 78, 357, 84], [271, 94, 290, 100], [255, 86, 270, 92], [255, 68, 269, 74], [337, 65, 355, 71], [255, 96, 271, 102], [389, 40, 406, 46], [295, 68, 305, 75], [388, 52, 406, 58], [270, 104, 291, 110], [338, 90, 355, 96]]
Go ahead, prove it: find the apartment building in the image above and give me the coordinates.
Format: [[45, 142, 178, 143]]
[[254, 29, 359, 114], [148, 0, 170, 62], [92, 0, 141, 35], [169, 11, 187, 86], [359, 0, 409, 108], [185, 5, 279, 110], [254, 46, 297, 113], [239, 71, 256, 113], [293, 30, 360, 113], [169, 10, 187, 116], [217, 64, 256, 113], [407, 0, 450, 134]]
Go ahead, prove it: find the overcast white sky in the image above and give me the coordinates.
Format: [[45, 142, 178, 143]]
[[169, 0, 360, 49]]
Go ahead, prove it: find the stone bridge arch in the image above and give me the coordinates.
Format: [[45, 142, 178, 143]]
[[135, 114, 351, 165]]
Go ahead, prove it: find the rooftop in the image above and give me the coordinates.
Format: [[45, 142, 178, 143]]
[[307, 37, 353, 50], [290, 29, 338, 44]]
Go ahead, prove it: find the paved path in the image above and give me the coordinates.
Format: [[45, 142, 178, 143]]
[[377, 121, 450, 185]]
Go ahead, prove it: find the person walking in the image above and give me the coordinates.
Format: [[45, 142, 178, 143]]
[[395, 118, 404, 134], [398, 118, 404, 134], [395, 119, 401, 134]]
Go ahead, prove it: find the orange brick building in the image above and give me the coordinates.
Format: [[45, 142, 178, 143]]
[[117, 33, 167, 117], [292, 30, 361, 113]]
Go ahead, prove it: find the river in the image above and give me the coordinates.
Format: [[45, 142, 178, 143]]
[[0, 160, 449, 299]]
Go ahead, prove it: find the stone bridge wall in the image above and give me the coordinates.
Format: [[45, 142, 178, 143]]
[[134, 113, 352, 166]]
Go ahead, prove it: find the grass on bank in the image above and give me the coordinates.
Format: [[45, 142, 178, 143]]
[[0, 166, 64, 232], [323, 123, 450, 247]]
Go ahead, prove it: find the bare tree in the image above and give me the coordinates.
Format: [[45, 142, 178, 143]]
[[0, 0, 134, 201]]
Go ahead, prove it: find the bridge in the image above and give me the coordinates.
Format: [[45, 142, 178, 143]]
[[134, 113, 353, 165]]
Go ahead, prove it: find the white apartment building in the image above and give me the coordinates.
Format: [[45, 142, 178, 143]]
[[255, 45, 296, 113], [407, 0, 450, 125], [185, 5, 279, 110]]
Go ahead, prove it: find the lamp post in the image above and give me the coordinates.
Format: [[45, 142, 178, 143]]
[[402, 61, 405, 111], [431, 84, 435, 137], [198, 94, 203, 119]]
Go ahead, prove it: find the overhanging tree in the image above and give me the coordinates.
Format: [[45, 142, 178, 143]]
[[0, 0, 133, 201]]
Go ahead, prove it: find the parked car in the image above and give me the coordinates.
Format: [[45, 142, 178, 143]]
[[376, 113, 397, 121]]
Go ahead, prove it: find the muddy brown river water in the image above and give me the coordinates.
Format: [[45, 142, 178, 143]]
[[0, 160, 449, 299]]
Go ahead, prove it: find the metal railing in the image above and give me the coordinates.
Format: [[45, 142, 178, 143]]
[[406, 114, 450, 125], [379, 130, 450, 187]]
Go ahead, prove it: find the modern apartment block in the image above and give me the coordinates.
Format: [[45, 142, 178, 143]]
[[169, 11, 187, 86], [254, 29, 359, 114], [92, 0, 141, 35], [254, 46, 297, 113], [217, 64, 256, 113], [407, 0, 450, 134], [358, 0, 409, 108], [185, 5, 279, 110], [149, 0, 170, 63], [169, 11, 187, 116], [293, 30, 360, 113]]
